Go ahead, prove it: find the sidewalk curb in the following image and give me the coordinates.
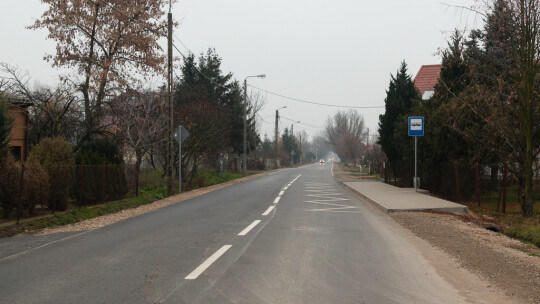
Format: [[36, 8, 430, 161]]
[[340, 181, 468, 214]]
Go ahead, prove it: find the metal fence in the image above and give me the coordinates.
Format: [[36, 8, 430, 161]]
[[0, 162, 144, 220]]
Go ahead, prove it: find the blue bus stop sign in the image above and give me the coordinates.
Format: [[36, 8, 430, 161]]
[[408, 117, 424, 136]]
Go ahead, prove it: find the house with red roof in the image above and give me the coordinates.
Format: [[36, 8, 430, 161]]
[[414, 64, 441, 100]]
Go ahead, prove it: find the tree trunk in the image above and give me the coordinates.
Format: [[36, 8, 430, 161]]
[[490, 165, 498, 191], [522, 131, 534, 218], [135, 148, 142, 197]]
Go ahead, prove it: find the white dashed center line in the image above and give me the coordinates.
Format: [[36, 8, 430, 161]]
[[185, 245, 232, 280], [238, 220, 261, 236], [183, 173, 301, 281], [262, 205, 275, 216]]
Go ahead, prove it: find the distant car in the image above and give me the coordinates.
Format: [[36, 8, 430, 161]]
[[319, 159, 325, 163]]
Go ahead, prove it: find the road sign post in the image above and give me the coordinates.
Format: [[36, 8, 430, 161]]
[[408, 117, 424, 192], [174, 125, 190, 194]]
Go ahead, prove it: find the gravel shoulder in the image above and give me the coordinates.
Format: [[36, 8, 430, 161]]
[[392, 211, 540, 304]]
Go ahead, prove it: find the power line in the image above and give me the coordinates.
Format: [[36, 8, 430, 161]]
[[280, 115, 322, 130], [96, 0, 377, 119], [256, 112, 272, 125], [247, 84, 385, 109]]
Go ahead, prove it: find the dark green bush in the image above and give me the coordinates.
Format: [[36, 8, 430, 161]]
[[72, 165, 128, 205], [72, 139, 127, 204], [76, 138, 122, 165]]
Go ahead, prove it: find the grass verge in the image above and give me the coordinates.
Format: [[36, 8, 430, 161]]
[[0, 169, 248, 238], [450, 201, 540, 248], [0, 186, 167, 238]]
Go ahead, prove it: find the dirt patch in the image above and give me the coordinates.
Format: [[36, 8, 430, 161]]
[[26, 170, 281, 236], [391, 212, 540, 304]]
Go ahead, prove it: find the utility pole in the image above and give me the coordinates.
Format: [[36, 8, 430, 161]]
[[167, 3, 174, 195], [243, 79, 248, 177], [299, 134, 302, 165], [275, 109, 279, 168]]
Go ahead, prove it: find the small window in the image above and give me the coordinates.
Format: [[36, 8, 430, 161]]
[[10, 146, 21, 161]]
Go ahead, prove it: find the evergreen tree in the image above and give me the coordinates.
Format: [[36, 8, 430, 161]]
[[434, 30, 470, 101], [281, 126, 299, 162], [378, 61, 419, 167], [175, 49, 256, 156], [425, 30, 473, 163]]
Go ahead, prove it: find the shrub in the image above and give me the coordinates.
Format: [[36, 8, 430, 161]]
[[72, 138, 127, 204], [28, 137, 73, 211], [28, 137, 74, 166], [72, 164, 128, 205], [76, 138, 122, 165], [21, 160, 49, 215], [0, 157, 49, 218], [0, 156, 20, 219]]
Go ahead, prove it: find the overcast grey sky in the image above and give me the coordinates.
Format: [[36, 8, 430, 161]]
[[0, 0, 479, 141]]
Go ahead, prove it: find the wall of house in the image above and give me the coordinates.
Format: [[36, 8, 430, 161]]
[[7, 106, 28, 161]]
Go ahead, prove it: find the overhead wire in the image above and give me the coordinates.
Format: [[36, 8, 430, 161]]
[[256, 112, 272, 125], [280, 115, 321, 130], [96, 0, 380, 118], [247, 84, 385, 109]]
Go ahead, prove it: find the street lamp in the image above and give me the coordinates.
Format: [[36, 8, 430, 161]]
[[244, 74, 266, 177], [275, 106, 287, 168]]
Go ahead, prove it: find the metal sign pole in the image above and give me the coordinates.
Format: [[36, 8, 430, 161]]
[[408, 116, 423, 192], [415, 136, 417, 192], [174, 126, 189, 194]]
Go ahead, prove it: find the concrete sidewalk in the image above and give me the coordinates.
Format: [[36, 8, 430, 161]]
[[343, 181, 468, 214]]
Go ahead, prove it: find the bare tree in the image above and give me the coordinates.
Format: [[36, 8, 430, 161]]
[[1, 63, 81, 144], [116, 89, 167, 196], [30, 0, 171, 142], [325, 110, 367, 166], [248, 90, 267, 159]]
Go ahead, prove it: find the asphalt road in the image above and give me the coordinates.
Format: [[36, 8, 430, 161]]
[[0, 163, 468, 304]]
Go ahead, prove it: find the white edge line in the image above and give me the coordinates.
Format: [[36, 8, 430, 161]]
[[262, 205, 275, 216], [273, 197, 281, 204], [0, 231, 90, 262], [238, 220, 261, 236], [185, 245, 233, 280]]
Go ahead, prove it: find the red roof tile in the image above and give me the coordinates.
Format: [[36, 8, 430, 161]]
[[414, 64, 441, 96]]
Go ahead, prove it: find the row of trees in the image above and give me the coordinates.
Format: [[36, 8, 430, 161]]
[[378, 0, 540, 217], [1, 0, 271, 201], [3, 0, 338, 219]]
